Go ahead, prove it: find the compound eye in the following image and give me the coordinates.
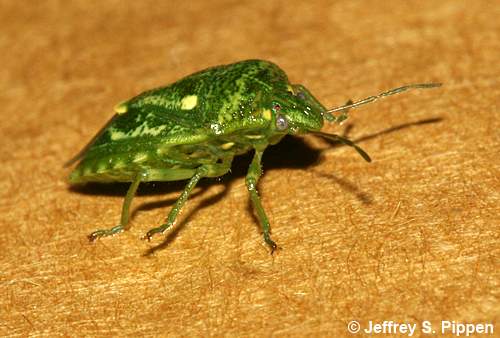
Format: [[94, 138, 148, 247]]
[[273, 103, 282, 112], [275, 114, 288, 131]]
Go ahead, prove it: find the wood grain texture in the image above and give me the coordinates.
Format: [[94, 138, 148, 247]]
[[1, 0, 498, 336]]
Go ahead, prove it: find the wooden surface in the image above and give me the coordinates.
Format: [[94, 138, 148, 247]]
[[1, 1, 498, 337]]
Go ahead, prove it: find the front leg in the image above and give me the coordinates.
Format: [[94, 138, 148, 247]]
[[245, 148, 278, 253]]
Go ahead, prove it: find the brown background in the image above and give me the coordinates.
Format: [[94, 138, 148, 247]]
[[1, 1, 498, 337]]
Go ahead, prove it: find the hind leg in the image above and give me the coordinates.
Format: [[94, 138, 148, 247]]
[[88, 172, 145, 241]]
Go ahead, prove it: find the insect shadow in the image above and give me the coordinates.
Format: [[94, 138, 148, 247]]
[[70, 116, 442, 253], [343, 116, 443, 143], [314, 117, 444, 205]]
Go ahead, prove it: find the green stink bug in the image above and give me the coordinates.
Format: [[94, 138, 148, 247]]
[[67, 59, 440, 252]]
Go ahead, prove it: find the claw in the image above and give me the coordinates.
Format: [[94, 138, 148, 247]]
[[269, 242, 280, 255], [88, 232, 100, 242], [142, 226, 166, 242], [88, 230, 106, 242], [87, 225, 123, 242], [264, 235, 278, 255]]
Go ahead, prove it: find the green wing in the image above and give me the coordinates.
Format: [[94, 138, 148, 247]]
[[64, 113, 120, 168]]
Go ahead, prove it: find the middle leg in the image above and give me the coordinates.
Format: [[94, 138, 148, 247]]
[[144, 161, 231, 241]]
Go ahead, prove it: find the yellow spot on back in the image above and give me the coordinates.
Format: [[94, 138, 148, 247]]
[[221, 142, 234, 150], [181, 95, 198, 110], [114, 101, 128, 114], [262, 109, 272, 120], [287, 84, 294, 94]]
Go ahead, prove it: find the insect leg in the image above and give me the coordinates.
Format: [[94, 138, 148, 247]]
[[88, 172, 145, 241], [246, 148, 278, 253], [144, 161, 231, 241]]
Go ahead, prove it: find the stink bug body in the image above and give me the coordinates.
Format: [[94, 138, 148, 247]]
[[67, 59, 440, 252]]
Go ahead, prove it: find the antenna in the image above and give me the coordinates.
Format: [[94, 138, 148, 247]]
[[326, 83, 442, 116]]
